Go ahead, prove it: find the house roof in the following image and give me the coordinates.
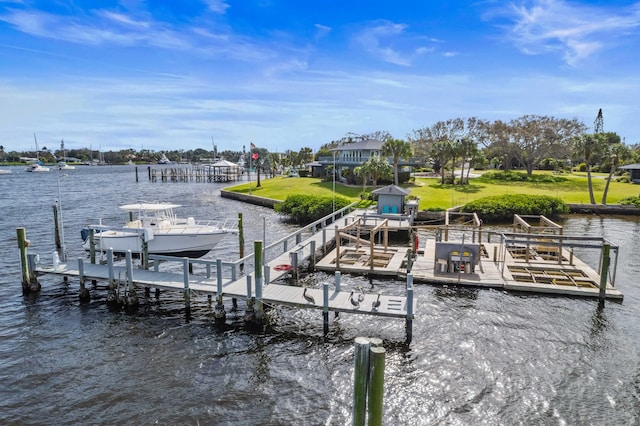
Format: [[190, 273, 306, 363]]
[[371, 184, 411, 196], [619, 164, 640, 169], [330, 139, 384, 152]]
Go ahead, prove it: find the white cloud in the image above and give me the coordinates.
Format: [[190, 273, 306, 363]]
[[203, 0, 230, 14], [491, 0, 640, 65]]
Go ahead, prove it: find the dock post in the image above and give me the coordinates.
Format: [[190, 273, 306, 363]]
[[53, 202, 61, 249], [105, 248, 118, 307], [147, 166, 151, 181], [124, 250, 137, 309], [406, 248, 413, 273], [78, 257, 90, 301], [105, 248, 114, 284], [334, 271, 341, 318], [264, 265, 270, 286], [322, 226, 327, 253], [406, 273, 414, 344], [353, 337, 371, 426], [254, 241, 264, 325], [310, 240, 316, 271], [17, 228, 39, 293], [323, 281, 329, 336], [598, 244, 610, 307], [89, 228, 96, 265], [135, 166, 139, 182], [183, 257, 191, 319], [368, 345, 386, 426], [335, 225, 341, 269], [214, 258, 226, 322], [238, 213, 245, 271], [290, 251, 299, 282]]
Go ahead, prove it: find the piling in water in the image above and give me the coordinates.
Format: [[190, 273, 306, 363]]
[[17, 228, 40, 293]]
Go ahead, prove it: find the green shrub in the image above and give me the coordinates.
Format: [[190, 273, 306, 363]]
[[477, 170, 567, 183], [616, 172, 631, 183], [619, 195, 640, 207], [274, 194, 352, 224], [461, 194, 568, 223]]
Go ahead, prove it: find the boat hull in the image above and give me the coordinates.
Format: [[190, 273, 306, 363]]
[[84, 230, 228, 258]]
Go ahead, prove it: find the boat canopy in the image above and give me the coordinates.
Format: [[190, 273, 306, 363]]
[[120, 203, 182, 212]]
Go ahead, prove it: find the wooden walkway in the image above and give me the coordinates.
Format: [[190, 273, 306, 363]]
[[34, 204, 413, 327]]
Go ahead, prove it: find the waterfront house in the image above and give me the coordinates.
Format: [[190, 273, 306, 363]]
[[316, 139, 422, 184], [619, 164, 640, 183]]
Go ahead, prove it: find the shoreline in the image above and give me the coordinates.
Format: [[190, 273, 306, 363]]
[[221, 189, 640, 220]]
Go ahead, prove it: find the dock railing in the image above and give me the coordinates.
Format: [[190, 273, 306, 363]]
[[148, 202, 359, 283], [487, 231, 619, 287]]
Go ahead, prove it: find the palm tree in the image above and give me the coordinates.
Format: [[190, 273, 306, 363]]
[[360, 156, 392, 186], [573, 134, 604, 204], [601, 143, 631, 204], [382, 138, 413, 185]]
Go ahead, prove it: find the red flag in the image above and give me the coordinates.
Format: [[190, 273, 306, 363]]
[[252, 152, 259, 160], [250, 142, 256, 149]]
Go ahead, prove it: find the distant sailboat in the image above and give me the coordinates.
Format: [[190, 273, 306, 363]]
[[24, 133, 50, 172]]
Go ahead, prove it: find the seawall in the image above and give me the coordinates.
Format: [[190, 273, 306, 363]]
[[220, 190, 282, 208]]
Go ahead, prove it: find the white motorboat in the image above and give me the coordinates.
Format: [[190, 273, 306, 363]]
[[25, 162, 50, 172], [57, 161, 75, 170], [82, 203, 237, 258]]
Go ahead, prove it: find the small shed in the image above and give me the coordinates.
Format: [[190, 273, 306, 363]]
[[372, 185, 411, 215], [619, 164, 640, 183]]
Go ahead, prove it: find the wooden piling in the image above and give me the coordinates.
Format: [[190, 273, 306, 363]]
[[254, 240, 264, 325], [135, 166, 139, 182], [353, 337, 370, 426], [18, 228, 41, 293], [599, 244, 610, 307], [78, 257, 90, 301], [406, 273, 414, 343], [290, 251, 299, 282], [89, 228, 96, 264], [238, 213, 245, 266], [368, 346, 386, 426], [214, 258, 226, 321], [53, 202, 61, 249], [183, 257, 191, 318], [323, 281, 329, 336]]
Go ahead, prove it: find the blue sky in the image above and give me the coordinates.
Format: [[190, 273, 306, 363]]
[[1, 0, 639, 154]]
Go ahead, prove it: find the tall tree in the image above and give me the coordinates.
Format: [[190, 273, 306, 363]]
[[601, 142, 630, 205], [382, 138, 413, 185], [511, 115, 586, 175], [360, 156, 392, 186], [573, 134, 605, 204], [430, 140, 454, 184]]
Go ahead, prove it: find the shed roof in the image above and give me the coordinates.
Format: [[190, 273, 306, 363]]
[[371, 184, 410, 196], [619, 164, 640, 169]]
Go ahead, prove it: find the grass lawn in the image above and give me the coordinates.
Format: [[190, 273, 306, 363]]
[[225, 173, 639, 210]]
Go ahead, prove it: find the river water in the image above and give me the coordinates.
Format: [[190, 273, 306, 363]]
[[1, 165, 639, 425]]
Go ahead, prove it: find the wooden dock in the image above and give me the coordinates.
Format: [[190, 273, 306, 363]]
[[26, 203, 415, 340], [314, 212, 623, 301]]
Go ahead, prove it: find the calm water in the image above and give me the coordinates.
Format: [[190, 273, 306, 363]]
[[1, 166, 639, 425]]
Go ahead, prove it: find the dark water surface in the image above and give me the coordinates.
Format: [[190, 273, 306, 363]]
[[1, 166, 639, 425]]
